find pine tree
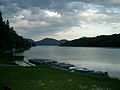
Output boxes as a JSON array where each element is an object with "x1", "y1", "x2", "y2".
[
  {"x1": 0, "y1": 11, "x2": 30, "y2": 53},
  {"x1": 0, "y1": 11, "x2": 3, "y2": 22}
]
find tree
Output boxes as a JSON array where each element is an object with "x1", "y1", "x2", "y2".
[
  {"x1": 6, "y1": 20, "x2": 9, "y2": 27},
  {"x1": 0, "y1": 11, "x2": 3, "y2": 22},
  {"x1": 0, "y1": 11, "x2": 31, "y2": 53}
]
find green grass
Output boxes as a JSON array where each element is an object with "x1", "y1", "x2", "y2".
[{"x1": 0, "y1": 65, "x2": 120, "y2": 90}]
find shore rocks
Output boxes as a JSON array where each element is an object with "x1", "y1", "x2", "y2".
[{"x1": 28, "y1": 58, "x2": 108, "y2": 77}]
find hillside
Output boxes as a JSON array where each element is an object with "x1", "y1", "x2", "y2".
[
  {"x1": 25, "y1": 38, "x2": 36, "y2": 46},
  {"x1": 36, "y1": 38, "x2": 68, "y2": 46},
  {"x1": 60, "y1": 34, "x2": 120, "y2": 47}
]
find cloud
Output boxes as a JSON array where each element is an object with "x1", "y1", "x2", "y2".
[
  {"x1": 80, "y1": 0, "x2": 120, "y2": 8},
  {"x1": 45, "y1": 10, "x2": 61, "y2": 18},
  {"x1": 0, "y1": 0, "x2": 20, "y2": 18},
  {"x1": 0, "y1": 0, "x2": 120, "y2": 40}
]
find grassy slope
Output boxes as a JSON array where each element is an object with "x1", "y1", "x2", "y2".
[{"x1": 0, "y1": 65, "x2": 120, "y2": 90}]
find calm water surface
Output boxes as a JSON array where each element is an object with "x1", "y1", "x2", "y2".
[{"x1": 15, "y1": 46, "x2": 120, "y2": 78}]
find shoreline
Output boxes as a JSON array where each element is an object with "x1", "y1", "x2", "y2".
[
  {"x1": 28, "y1": 58, "x2": 109, "y2": 77},
  {"x1": 1, "y1": 48, "x2": 30, "y2": 55}
]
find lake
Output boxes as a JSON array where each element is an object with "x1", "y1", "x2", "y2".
[{"x1": 15, "y1": 46, "x2": 120, "y2": 78}]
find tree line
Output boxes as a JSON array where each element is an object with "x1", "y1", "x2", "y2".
[
  {"x1": 0, "y1": 11, "x2": 30, "y2": 53},
  {"x1": 60, "y1": 34, "x2": 120, "y2": 47}
]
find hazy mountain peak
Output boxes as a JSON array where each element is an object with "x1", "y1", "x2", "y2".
[{"x1": 36, "y1": 38, "x2": 68, "y2": 46}]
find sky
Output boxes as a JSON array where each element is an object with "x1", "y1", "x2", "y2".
[{"x1": 0, "y1": 0, "x2": 120, "y2": 41}]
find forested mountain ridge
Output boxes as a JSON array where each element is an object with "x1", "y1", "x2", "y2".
[
  {"x1": 0, "y1": 11, "x2": 30, "y2": 53},
  {"x1": 60, "y1": 34, "x2": 120, "y2": 47}
]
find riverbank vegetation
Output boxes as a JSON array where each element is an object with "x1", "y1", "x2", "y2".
[
  {"x1": 0, "y1": 11, "x2": 30, "y2": 54},
  {"x1": 0, "y1": 65, "x2": 120, "y2": 90}
]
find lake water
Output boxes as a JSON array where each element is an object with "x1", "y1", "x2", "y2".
[{"x1": 15, "y1": 46, "x2": 120, "y2": 78}]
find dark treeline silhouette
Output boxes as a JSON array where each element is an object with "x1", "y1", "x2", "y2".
[
  {"x1": 60, "y1": 34, "x2": 120, "y2": 47},
  {"x1": 0, "y1": 11, "x2": 30, "y2": 53}
]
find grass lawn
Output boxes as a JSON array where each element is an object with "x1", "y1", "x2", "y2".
[{"x1": 0, "y1": 65, "x2": 120, "y2": 90}]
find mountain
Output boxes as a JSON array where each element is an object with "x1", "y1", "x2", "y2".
[
  {"x1": 36, "y1": 38, "x2": 68, "y2": 46},
  {"x1": 60, "y1": 39, "x2": 68, "y2": 44},
  {"x1": 25, "y1": 39, "x2": 36, "y2": 46},
  {"x1": 60, "y1": 34, "x2": 120, "y2": 47}
]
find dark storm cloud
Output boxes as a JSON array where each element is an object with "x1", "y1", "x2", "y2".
[
  {"x1": 1, "y1": 0, "x2": 120, "y2": 13},
  {"x1": 11, "y1": 0, "x2": 52, "y2": 9},
  {"x1": 1, "y1": 0, "x2": 120, "y2": 16},
  {"x1": 11, "y1": 0, "x2": 120, "y2": 7},
  {"x1": 0, "y1": 0, "x2": 20, "y2": 18}
]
